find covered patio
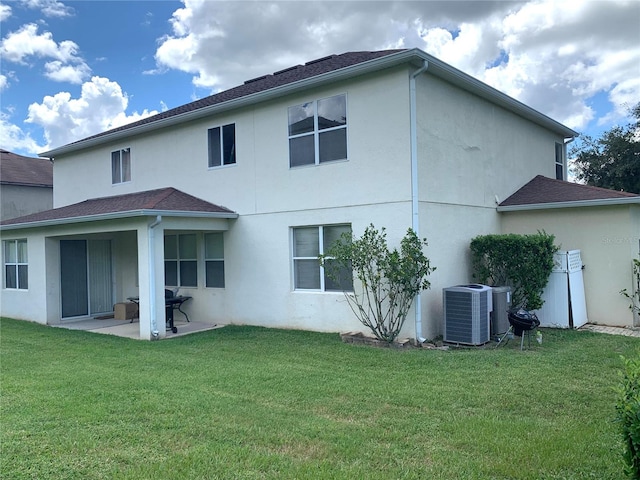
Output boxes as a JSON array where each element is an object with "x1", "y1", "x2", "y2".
[{"x1": 1, "y1": 187, "x2": 238, "y2": 340}]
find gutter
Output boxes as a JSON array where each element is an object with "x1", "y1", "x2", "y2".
[
  {"x1": 0, "y1": 209, "x2": 239, "y2": 231},
  {"x1": 498, "y1": 196, "x2": 640, "y2": 212},
  {"x1": 148, "y1": 215, "x2": 162, "y2": 339},
  {"x1": 39, "y1": 49, "x2": 577, "y2": 158},
  {"x1": 410, "y1": 60, "x2": 429, "y2": 344}
]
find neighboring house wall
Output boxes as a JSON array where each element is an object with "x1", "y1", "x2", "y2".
[
  {"x1": 1, "y1": 185, "x2": 53, "y2": 221},
  {"x1": 501, "y1": 204, "x2": 640, "y2": 327}
]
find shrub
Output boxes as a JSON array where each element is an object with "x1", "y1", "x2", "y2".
[
  {"x1": 470, "y1": 232, "x2": 557, "y2": 310},
  {"x1": 616, "y1": 354, "x2": 640, "y2": 479},
  {"x1": 319, "y1": 224, "x2": 435, "y2": 343},
  {"x1": 621, "y1": 259, "x2": 640, "y2": 316}
]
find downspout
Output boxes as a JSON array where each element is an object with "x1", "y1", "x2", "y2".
[
  {"x1": 148, "y1": 215, "x2": 162, "y2": 339},
  {"x1": 410, "y1": 60, "x2": 429, "y2": 343}
]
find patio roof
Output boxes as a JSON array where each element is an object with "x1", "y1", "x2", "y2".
[
  {"x1": 0, "y1": 187, "x2": 238, "y2": 230},
  {"x1": 498, "y1": 175, "x2": 640, "y2": 211}
]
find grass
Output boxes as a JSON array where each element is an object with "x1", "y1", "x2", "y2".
[{"x1": 1, "y1": 318, "x2": 638, "y2": 479}]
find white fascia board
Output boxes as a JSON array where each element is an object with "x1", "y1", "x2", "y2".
[
  {"x1": 40, "y1": 48, "x2": 578, "y2": 158},
  {"x1": 498, "y1": 197, "x2": 640, "y2": 212},
  {"x1": 0, "y1": 209, "x2": 238, "y2": 231}
]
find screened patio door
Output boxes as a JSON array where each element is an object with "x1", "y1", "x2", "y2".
[{"x1": 61, "y1": 239, "x2": 113, "y2": 318}]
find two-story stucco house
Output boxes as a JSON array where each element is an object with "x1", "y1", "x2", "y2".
[{"x1": 1, "y1": 48, "x2": 584, "y2": 340}]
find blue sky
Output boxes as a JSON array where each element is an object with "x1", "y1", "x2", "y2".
[{"x1": 1, "y1": 0, "x2": 639, "y2": 160}]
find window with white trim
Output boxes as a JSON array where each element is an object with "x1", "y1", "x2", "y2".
[
  {"x1": 164, "y1": 234, "x2": 197, "y2": 287},
  {"x1": 204, "y1": 233, "x2": 225, "y2": 288},
  {"x1": 288, "y1": 94, "x2": 347, "y2": 167},
  {"x1": 292, "y1": 224, "x2": 353, "y2": 291},
  {"x1": 4, "y1": 239, "x2": 28, "y2": 290},
  {"x1": 555, "y1": 142, "x2": 565, "y2": 180},
  {"x1": 208, "y1": 124, "x2": 236, "y2": 167},
  {"x1": 111, "y1": 148, "x2": 131, "y2": 184}
]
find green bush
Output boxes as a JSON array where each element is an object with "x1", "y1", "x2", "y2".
[
  {"x1": 470, "y1": 232, "x2": 557, "y2": 310},
  {"x1": 616, "y1": 354, "x2": 640, "y2": 479}
]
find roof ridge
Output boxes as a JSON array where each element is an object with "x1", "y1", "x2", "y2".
[{"x1": 141, "y1": 187, "x2": 178, "y2": 209}]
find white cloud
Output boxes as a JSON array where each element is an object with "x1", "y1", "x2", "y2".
[
  {"x1": 0, "y1": 3, "x2": 11, "y2": 21},
  {"x1": 0, "y1": 74, "x2": 7, "y2": 92},
  {"x1": 0, "y1": 112, "x2": 43, "y2": 155},
  {"x1": 25, "y1": 76, "x2": 158, "y2": 150},
  {"x1": 20, "y1": 0, "x2": 74, "y2": 18},
  {"x1": 153, "y1": 0, "x2": 640, "y2": 134},
  {"x1": 44, "y1": 60, "x2": 91, "y2": 84},
  {"x1": 0, "y1": 23, "x2": 91, "y2": 84}
]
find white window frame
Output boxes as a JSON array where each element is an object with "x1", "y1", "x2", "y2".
[
  {"x1": 208, "y1": 123, "x2": 236, "y2": 168},
  {"x1": 111, "y1": 147, "x2": 131, "y2": 184},
  {"x1": 204, "y1": 232, "x2": 225, "y2": 288},
  {"x1": 4, "y1": 239, "x2": 28, "y2": 290},
  {"x1": 164, "y1": 234, "x2": 198, "y2": 288},
  {"x1": 555, "y1": 142, "x2": 565, "y2": 180},
  {"x1": 291, "y1": 224, "x2": 352, "y2": 292},
  {"x1": 288, "y1": 94, "x2": 347, "y2": 168}
]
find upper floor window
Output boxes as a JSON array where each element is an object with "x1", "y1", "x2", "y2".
[
  {"x1": 4, "y1": 239, "x2": 28, "y2": 290},
  {"x1": 164, "y1": 234, "x2": 197, "y2": 287},
  {"x1": 288, "y1": 94, "x2": 347, "y2": 167},
  {"x1": 208, "y1": 124, "x2": 236, "y2": 168},
  {"x1": 204, "y1": 232, "x2": 225, "y2": 288},
  {"x1": 555, "y1": 142, "x2": 564, "y2": 180},
  {"x1": 111, "y1": 148, "x2": 131, "y2": 184},
  {"x1": 292, "y1": 224, "x2": 353, "y2": 292}
]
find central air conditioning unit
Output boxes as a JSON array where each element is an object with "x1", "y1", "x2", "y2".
[{"x1": 443, "y1": 284, "x2": 493, "y2": 345}]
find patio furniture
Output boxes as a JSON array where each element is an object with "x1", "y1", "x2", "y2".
[{"x1": 126, "y1": 292, "x2": 192, "y2": 333}]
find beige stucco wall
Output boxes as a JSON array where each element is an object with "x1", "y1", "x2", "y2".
[
  {"x1": 1, "y1": 184, "x2": 52, "y2": 221},
  {"x1": 501, "y1": 204, "x2": 640, "y2": 327}
]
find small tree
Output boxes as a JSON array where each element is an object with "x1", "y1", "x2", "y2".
[
  {"x1": 320, "y1": 224, "x2": 435, "y2": 343},
  {"x1": 571, "y1": 102, "x2": 640, "y2": 194},
  {"x1": 470, "y1": 232, "x2": 557, "y2": 310}
]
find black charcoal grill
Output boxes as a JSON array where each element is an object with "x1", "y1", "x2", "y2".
[{"x1": 496, "y1": 308, "x2": 540, "y2": 350}]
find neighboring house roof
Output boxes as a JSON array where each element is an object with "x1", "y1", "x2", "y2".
[
  {"x1": 1, "y1": 149, "x2": 53, "y2": 187},
  {"x1": 498, "y1": 175, "x2": 640, "y2": 211},
  {"x1": 41, "y1": 48, "x2": 578, "y2": 158},
  {"x1": 0, "y1": 187, "x2": 237, "y2": 230}
]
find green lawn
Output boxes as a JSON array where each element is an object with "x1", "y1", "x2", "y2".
[{"x1": 1, "y1": 318, "x2": 637, "y2": 479}]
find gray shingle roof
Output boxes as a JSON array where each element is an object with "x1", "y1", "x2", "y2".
[
  {"x1": 1, "y1": 187, "x2": 236, "y2": 227},
  {"x1": 1, "y1": 149, "x2": 53, "y2": 187},
  {"x1": 500, "y1": 175, "x2": 639, "y2": 207},
  {"x1": 66, "y1": 50, "x2": 405, "y2": 147}
]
